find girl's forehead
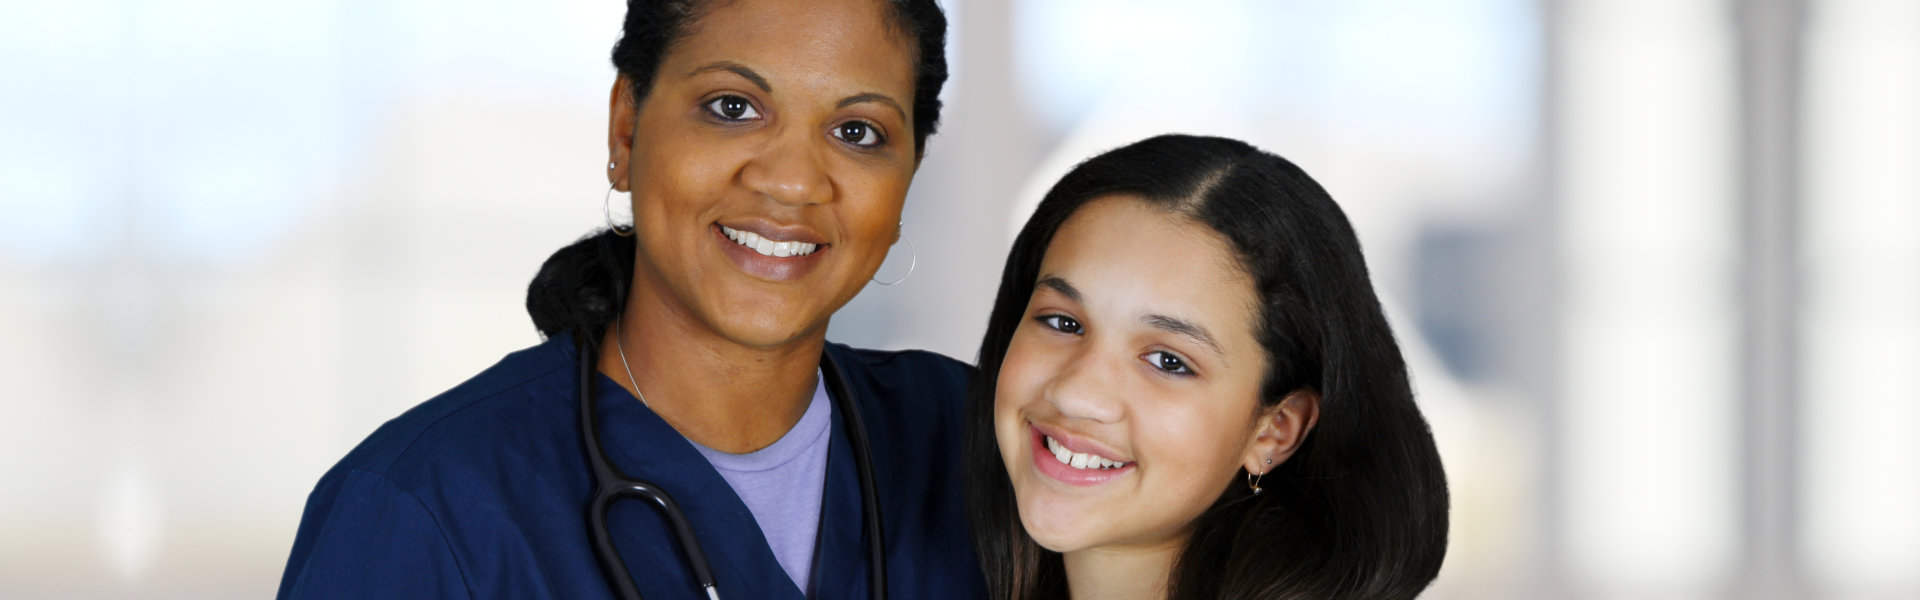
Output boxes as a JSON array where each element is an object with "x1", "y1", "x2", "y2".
[
  {"x1": 1039, "y1": 198, "x2": 1262, "y2": 344},
  {"x1": 1045, "y1": 198, "x2": 1248, "y2": 288}
]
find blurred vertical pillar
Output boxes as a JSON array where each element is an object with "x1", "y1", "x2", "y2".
[
  {"x1": 1530, "y1": 0, "x2": 1571, "y2": 597},
  {"x1": 1556, "y1": 1, "x2": 1740, "y2": 598},
  {"x1": 837, "y1": 0, "x2": 1042, "y2": 356},
  {"x1": 1802, "y1": 1, "x2": 1920, "y2": 598},
  {"x1": 1732, "y1": 0, "x2": 1806, "y2": 598},
  {"x1": 918, "y1": 0, "x2": 1042, "y2": 354}
]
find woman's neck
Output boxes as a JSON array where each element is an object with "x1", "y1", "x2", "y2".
[
  {"x1": 1062, "y1": 539, "x2": 1183, "y2": 600},
  {"x1": 597, "y1": 284, "x2": 824, "y2": 454}
]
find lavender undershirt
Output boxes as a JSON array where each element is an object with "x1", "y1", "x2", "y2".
[{"x1": 688, "y1": 370, "x2": 831, "y2": 594}]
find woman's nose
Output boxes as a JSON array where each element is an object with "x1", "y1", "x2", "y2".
[
  {"x1": 740, "y1": 132, "x2": 832, "y2": 206},
  {"x1": 1044, "y1": 349, "x2": 1125, "y2": 424}
]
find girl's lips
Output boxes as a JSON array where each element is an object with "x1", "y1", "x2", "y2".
[
  {"x1": 1029, "y1": 426, "x2": 1135, "y2": 487},
  {"x1": 1029, "y1": 422, "x2": 1127, "y2": 462}
]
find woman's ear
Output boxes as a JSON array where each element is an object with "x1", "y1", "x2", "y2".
[
  {"x1": 1243, "y1": 389, "x2": 1321, "y2": 474},
  {"x1": 607, "y1": 75, "x2": 639, "y2": 192}
]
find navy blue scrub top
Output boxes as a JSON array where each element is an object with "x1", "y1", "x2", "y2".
[{"x1": 277, "y1": 333, "x2": 985, "y2": 600}]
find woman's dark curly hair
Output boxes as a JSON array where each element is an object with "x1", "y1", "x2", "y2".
[
  {"x1": 964, "y1": 134, "x2": 1450, "y2": 599},
  {"x1": 529, "y1": 0, "x2": 948, "y2": 339}
]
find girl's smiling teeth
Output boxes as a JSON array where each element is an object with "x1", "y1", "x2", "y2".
[
  {"x1": 1045, "y1": 435, "x2": 1130, "y2": 470},
  {"x1": 720, "y1": 224, "x2": 820, "y2": 258}
]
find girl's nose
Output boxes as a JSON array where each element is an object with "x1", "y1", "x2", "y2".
[{"x1": 1044, "y1": 348, "x2": 1125, "y2": 425}]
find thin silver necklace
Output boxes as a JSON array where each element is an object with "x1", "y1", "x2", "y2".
[{"x1": 610, "y1": 317, "x2": 652, "y2": 409}]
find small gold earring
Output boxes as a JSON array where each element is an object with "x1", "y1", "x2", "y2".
[{"x1": 1246, "y1": 458, "x2": 1273, "y2": 495}]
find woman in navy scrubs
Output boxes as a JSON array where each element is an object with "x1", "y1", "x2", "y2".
[{"x1": 276, "y1": 1, "x2": 981, "y2": 598}]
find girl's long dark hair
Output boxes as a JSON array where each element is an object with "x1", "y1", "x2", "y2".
[{"x1": 964, "y1": 134, "x2": 1449, "y2": 599}]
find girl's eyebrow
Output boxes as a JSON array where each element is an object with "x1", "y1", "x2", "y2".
[
  {"x1": 1040, "y1": 273, "x2": 1227, "y2": 363},
  {"x1": 1036, "y1": 275, "x2": 1080, "y2": 303},
  {"x1": 1143, "y1": 313, "x2": 1225, "y2": 363}
]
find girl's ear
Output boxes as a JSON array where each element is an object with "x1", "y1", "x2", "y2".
[{"x1": 1242, "y1": 389, "x2": 1321, "y2": 474}]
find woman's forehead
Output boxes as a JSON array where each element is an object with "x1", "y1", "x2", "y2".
[{"x1": 660, "y1": 0, "x2": 916, "y2": 98}]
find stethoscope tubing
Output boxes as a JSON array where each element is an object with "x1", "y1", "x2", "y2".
[
  {"x1": 820, "y1": 347, "x2": 889, "y2": 599},
  {"x1": 577, "y1": 332, "x2": 887, "y2": 600}
]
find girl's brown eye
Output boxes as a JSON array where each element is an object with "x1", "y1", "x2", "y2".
[
  {"x1": 1144, "y1": 351, "x2": 1192, "y2": 375},
  {"x1": 1037, "y1": 314, "x2": 1082, "y2": 334}
]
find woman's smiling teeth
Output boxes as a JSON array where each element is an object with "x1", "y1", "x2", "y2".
[
  {"x1": 1045, "y1": 435, "x2": 1128, "y2": 470},
  {"x1": 721, "y1": 225, "x2": 819, "y2": 258}
]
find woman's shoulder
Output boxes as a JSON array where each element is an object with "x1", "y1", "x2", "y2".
[
  {"x1": 823, "y1": 342, "x2": 972, "y2": 431},
  {"x1": 282, "y1": 334, "x2": 599, "y2": 597},
  {"x1": 825, "y1": 342, "x2": 972, "y2": 377},
  {"x1": 325, "y1": 334, "x2": 581, "y2": 487},
  {"x1": 824, "y1": 343, "x2": 972, "y2": 396}
]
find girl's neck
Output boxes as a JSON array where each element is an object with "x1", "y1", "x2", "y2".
[
  {"x1": 1062, "y1": 538, "x2": 1183, "y2": 600},
  {"x1": 597, "y1": 279, "x2": 825, "y2": 454}
]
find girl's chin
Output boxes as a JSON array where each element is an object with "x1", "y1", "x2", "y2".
[
  {"x1": 1016, "y1": 503, "x2": 1105, "y2": 553},
  {"x1": 1022, "y1": 528, "x2": 1086, "y2": 554}
]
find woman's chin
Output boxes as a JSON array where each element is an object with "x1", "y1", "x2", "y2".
[
  {"x1": 695, "y1": 292, "x2": 837, "y2": 348},
  {"x1": 710, "y1": 315, "x2": 827, "y2": 349}
]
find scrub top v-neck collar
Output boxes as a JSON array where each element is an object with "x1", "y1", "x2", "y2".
[{"x1": 587, "y1": 368, "x2": 870, "y2": 600}]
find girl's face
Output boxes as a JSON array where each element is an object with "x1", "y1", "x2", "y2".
[
  {"x1": 994, "y1": 196, "x2": 1298, "y2": 554},
  {"x1": 608, "y1": 0, "x2": 919, "y2": 347}
]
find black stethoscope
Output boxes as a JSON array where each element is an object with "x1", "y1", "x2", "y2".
[{"x1": 575, "y1": 332, "x2": 889, "y2": 600}]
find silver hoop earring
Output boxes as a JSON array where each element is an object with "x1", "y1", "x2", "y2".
[
  {"x1": 604, "y1": 181, "x2": 634, "y2": 237},
  {"x1": 1247, "y1": 458, "x2": 1272, "y2": 495},
  {"x1": 870, "y1": 229, "x2": 916, "y2": 286}
]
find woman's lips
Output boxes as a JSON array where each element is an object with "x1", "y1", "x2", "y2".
[
  {"x1": 719, "y1": 224, "x2": 824, "y2": 257},
  {"x1": 1029, "y1": 425, "x2": 1135, "y2": 487},
  {"x1": 713, "y1": 223, "x2": 826, "y2": 281}
]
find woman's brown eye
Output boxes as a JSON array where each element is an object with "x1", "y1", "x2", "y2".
[
  {"x1": 704, "y1": 95, "x2": 759, "y2": 121},
  {"x1": 833, "y1": 121, "x2": 884, "y2": 147}
]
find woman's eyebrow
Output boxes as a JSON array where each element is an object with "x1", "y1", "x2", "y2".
[
  {"x1": 1143, "y1": 313, "x2": 1226, "y2": 362},
  {"x1": 687, "y1": 61, "x2": 771, "y2": 92},
  {"x1": 837, "y1": 93, "x2": 907, "y2": 122}
]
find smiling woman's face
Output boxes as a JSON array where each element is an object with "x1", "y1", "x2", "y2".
[
  {"x1": 993, "y1": 196, "x2": 1276, "y2": 554},
  {"x1": 609, "y1": 0, "x2": 918, "y2": 348}
]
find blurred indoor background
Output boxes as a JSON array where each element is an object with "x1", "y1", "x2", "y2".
[{"x1": 1, "y1": 0, "x2": 1914, "y2": 598}]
